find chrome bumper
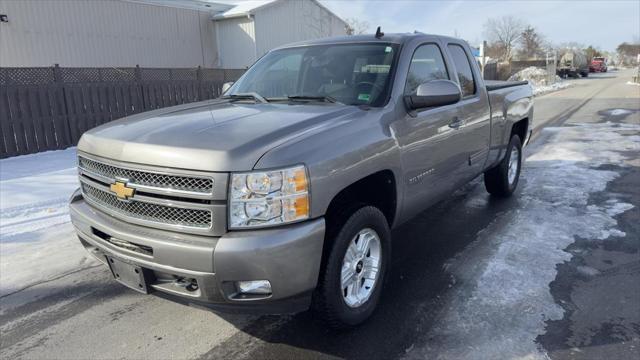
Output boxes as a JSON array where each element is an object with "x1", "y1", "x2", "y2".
[{"x1": 69, "y1": 190, "x2": 325, "y2": 313}]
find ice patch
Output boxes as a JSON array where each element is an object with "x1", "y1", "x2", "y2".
[
  {"x1": 576, "y1": 266, "x2": 601, "y2": 277},
  {"x1": 530, "y1": 123, "x2": 640, "y2": 166},
  {"x1": 531, "y1": 81, "x2": 573, "y2": 96},
  {"x1": 404, "y1": 122, "x2": 639, "y2": 360},
  {"x1": 603, "y1": 201, "x2": 634, "y2": 217},
  {"x1": 608, "y1": 109, "x2": 633, "y2": 116}
]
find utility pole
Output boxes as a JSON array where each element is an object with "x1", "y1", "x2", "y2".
[{"x1": 481, "y1": 41, "x2": 487, "y2": 75}]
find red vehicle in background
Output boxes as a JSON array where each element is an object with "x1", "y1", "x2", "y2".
[{"x1": 589, "y1": 57, "x2": 608, "y2": 72}]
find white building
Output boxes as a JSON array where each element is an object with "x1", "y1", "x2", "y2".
[{"x1": 0, "y1": 0, "x2": 347, "y2": 68}]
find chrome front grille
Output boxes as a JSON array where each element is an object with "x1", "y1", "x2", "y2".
[
  {"x1": 78, "y1": 156, "x2": 213, "y2": 195},
  {"x1": 77, "y1": 154, "x2": 226, "y2": 235},
  {"x1": 81, "y1": 183, "x2": 212, "y2": 229}
]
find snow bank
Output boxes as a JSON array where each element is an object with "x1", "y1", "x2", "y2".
[
  {"x1": 626, "y1": 81, "x2": 640, "y2": 86},
  {"x1": 0, "y1": 148, "x2": 97, "y2": 297},
  {"x1": 509, "y1": 66, "x2": 572, "y2": 96}
]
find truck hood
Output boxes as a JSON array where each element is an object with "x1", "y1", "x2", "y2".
[{"x1": 78, "y1": 100, "x2": 359, "y2": 171}]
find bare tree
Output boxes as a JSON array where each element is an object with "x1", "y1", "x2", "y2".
[
  {"x1": 485, "y1": 42, "x2": 506, "y2": 60},
  {"x1": 518, "y1": 26, "x2": 544, "y2": 60},
  {"x1": 483, "y1": 16, "x2": 526, "y2": 61},
  {"x1": 344, "y1": 18, "x2": 370, "y2": 35},
  {"x1": 617, "y1": 42, "x2": 640, "y2": 65},
  {"x1": 584, "y1": 45, "x2": 601, "y2": 63}
]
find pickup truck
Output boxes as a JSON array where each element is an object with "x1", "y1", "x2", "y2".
[{"x1": 69, "y1": 33, "x2": 533, "y2": 328}]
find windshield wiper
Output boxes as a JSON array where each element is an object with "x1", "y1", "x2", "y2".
[
  {"x1": 285, "y1": 95, "x2": 341, "y2": 104},
  {"x1": 222, "y1": 92, "x2": 268, "y2": 103}
]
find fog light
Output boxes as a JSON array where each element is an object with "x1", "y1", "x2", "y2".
[{"x1": 237, "y1": 280, "x2": 272, "y2": 295}]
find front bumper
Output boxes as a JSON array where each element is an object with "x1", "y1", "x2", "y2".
[{"x1": 69, "y1": 190, "x2": 325, "y2": 314}]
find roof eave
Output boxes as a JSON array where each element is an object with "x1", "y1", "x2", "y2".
[{"x1": 210, "y1": 13, "x2": 252, "y2": 21}]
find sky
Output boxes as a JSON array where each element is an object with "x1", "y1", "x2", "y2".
[{"x1": 317, "y1": 0, "x2": 639, "y2": 51}]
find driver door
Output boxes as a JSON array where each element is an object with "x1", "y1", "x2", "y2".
[{"x1": 392, "y1": 43, "x2": 466, "y2": 220}]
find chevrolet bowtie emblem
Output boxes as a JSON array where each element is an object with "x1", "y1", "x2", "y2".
[{"x1": 110, "y1": 181, "x2": 135, "y2": 201}]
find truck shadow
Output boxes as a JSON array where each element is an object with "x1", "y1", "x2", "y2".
[{"x1": 210, "y1": 178, "x2": 521, "y2": 359}]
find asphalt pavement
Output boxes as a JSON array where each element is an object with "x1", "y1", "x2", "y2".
[{"x1": 1, "y1": 69, "x2": 638, "y2": 360}]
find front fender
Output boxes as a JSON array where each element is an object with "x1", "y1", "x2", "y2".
[{"x1": 253, "y1": 110, "x2": 403, "y2": 224}]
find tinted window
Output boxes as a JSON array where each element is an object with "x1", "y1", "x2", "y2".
[
  {"x1": 447, "y1": 44, "x2": 476, "y2": 97},
  {"x1": 404, "y1": 44, "x2": 449, "y2": 95}
]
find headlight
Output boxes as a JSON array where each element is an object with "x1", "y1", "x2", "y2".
[{"x1": 229, "y1": 165, "x2": 309, "y2": 229}]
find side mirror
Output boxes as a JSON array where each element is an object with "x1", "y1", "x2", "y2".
[
  {"x1": 404, "y1": 80, "x2": 461, "y2": 110},
  {"x1": 221, "y1": 82, "x2": 234, "y2": 94}
]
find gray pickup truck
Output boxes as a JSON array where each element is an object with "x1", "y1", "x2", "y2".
[{"x1": 69, "y1": 32, "x2": 533, "y2": 327}]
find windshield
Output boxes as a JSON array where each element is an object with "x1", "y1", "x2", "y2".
[{"x1": 226, "y1": 43, "x2": 399, "y2": 107}]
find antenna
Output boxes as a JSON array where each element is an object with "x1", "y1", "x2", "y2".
[{"x1": 375, "y1": 26, "x2": 384, "y2": 39}]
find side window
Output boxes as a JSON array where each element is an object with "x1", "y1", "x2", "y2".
[
  {"x1": 447, "y1": 44, "x2": 476, "y2": 97},
  {"x1": 404, "y1": 44, "x2": 449, "y2": 95}
]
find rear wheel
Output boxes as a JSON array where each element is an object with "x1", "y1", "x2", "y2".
[
  {"x1": 313, "y1": 206, "x2": 390, "y2": 328},
  {"x1": 484, "y1": 134, "x2": 522, "y2": 197}
]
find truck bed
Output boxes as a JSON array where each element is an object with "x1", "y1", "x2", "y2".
[
  {"x1": 485, "y1": 80, "x2": 529, "y2": 91},
  {"x1": 485, "y1": 79, "x2": 534, "y2": 167}
]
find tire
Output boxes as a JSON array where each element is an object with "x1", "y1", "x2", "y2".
[
  {"x1": 484, "y1": 134, "x2": 522, "y2": 197},
  {"x1": 312, "y1": 206, "x2": 391, "y2": 329}
]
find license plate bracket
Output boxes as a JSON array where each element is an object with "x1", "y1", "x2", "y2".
[{"x1": 106, "y1": 256, "x2": 150, "y2": 294}]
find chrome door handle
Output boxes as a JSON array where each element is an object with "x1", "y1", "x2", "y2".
[{"x1": 449, "y1": 117, "x2": 463, "y2": 129}]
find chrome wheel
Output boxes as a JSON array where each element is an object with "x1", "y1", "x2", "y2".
[
  {"x1": 507, "y1": 146, "x2": 520, "y2": 185},
  {"x1": 340, "y1": 228, "x2": 382, "y2": 308}
]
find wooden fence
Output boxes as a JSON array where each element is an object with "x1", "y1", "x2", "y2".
[
  {"x1": 483, "y1": 63, "x2": 498, "y2": 80},
  {"x1": 482, "y1": 60, "x2": 550, "y2": 81},
  {"x1": 0, "y1": 66, "x2": 245, "y2": 158}
]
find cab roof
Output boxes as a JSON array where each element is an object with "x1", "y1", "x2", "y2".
[{"x1": 274, "y1": 33, "x2": 464, "y2": 50}]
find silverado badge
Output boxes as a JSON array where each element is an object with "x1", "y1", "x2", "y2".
[{"x1": 110, "y1": 181, "x2": 135, "y2": 201}]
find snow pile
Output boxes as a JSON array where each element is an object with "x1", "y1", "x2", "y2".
[
  {"x1": 405, "y1": 122, "x2": 639, "y2": 359},
  {"x1": 626, "y1": 81, "x2": 640, "y2": 86},
  {"x1": 509, "y1": 66, "x2": 572, "y2": 96},
  {"x1": 508, "y1": 66, "x2": 554, "y2": 86},
  {"x1": 0, "y1": 148, "x2": 97, "y2": 297}
]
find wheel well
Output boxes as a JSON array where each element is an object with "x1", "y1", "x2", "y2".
[
  {"x1": 324, "y1": 170, "x2": 396, "y2": 232},
  {"x1": 511, "y1": 118, "x2": 528, "y2": 142},
  {"x1": 318, "y1": 170, "x2": 396, "y2": 276}
]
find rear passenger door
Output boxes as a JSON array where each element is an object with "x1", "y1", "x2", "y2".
[
  {"x1": 393, "y1": 43, "x2": 464, "y2": 220},
  {"x1": 445, "y1": 42, "x2": 492, "y2": 180}
]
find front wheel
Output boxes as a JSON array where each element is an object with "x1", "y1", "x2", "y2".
[
  {"x1": 312, "y1": 206, "x2": 391, "y2": 328},
  {"x1": 484, "y1": 134, "x2": 522, "y2": 197}
]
